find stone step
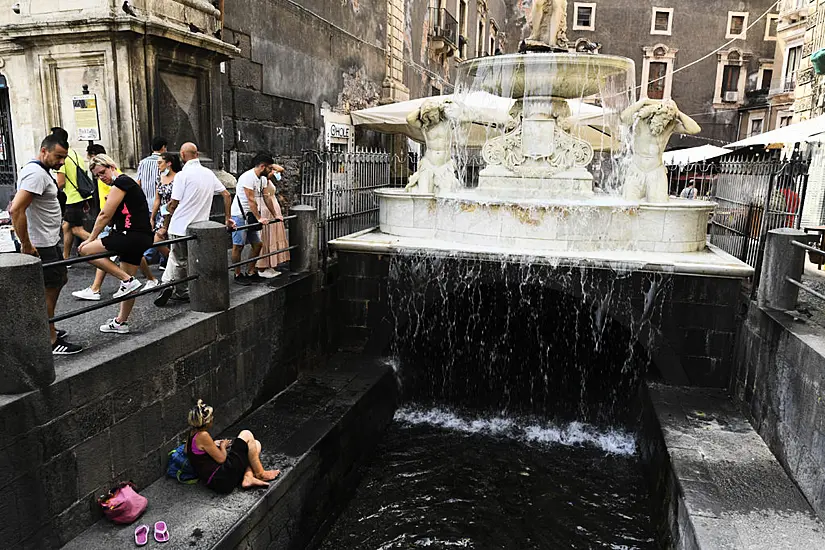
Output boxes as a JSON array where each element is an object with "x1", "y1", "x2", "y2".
[
  {"x1": 61, "y1": 354, "x2": 397, "y2": 550},
  {"x1": 642, "y1": 383, "x2": 825, "y2": 549}
]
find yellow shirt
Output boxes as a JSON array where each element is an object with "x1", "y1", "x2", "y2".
[{"x1": 58, "y1": 149, "x2": 88, "y2": 205}]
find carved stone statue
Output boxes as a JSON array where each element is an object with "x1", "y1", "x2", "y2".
[
  {"x1": 525, "y1": 0, "x2": 568, "y2": 50},
  {"x1": 621, "y1": 98, "x2": 701, "y2": 203},
  {"x1": 405, "y1": 98, "x2": 459, "y2": 195}
]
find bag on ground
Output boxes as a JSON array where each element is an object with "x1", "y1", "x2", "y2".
[
  {"x1": 98, "y1": 481, "x2": 148, "y2": 524},
  {"x1": 167, "y1": 443, "x2": 199, "y2": 484}
]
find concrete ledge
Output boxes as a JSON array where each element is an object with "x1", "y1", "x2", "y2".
[
  {"x1": 62, "y1": 355, "x2": 398, "y2": 549},
  {"x1": 640, "y1": 383, "x2": 825, "y2": 549}
]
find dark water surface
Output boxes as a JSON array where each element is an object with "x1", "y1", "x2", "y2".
[{"x1": 320, "y1": 406, "x2": 657, "y2": 550}]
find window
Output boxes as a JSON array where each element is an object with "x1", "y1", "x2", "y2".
[
  {"x1": 647, "y1": 62, "x2": 667, "y2": 99},
  {"x1": 784, "y1": 45, "x2": 802, "y2": 91},
  {"x1": 490, "y1": 21, "x2": 498, "y2": 55},
  {"x1": 765, "y1": 14, "x2": 778, "y2": 40},
  {"x1": 760, "y1": 68, "x2": 773, "y2": 90},
  {"x1": 477, "y1": 19, "x2": 485, "y2": 57},
  {"x1": 574, "y1": 3, "x2": 596, "y2": 31},
  {"x1": 650, "y1": 7, "x2": 673, "y2": 35},
  {"x1": 642, "y1": 44, "x2": 677, "y2": 100},
  {"x1": 722, "y1": 65, "x2": 741, "y2": 93},
  {"x1": 458, "y1": 0, "x2": 468, "y2": 58},
  {"x1": 779, "y1": 115, "x2": 792, "y2": 127},
  {"x1": 750, "y1": 117, "x2": 763, "y2": 136},
  {"x1": 726, "y1": 12, "x2": 748, "y2": 39}
]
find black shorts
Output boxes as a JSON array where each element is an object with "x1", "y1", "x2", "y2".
[
  {"x1": 207, "y1": 438, "x2": 250, "y2": 494},
  {"x1": 101, "y1": 231, "x2": 154, "y2": 266},
  {"x1": 63, "y1": 200, "x2": 91, "y2": 228},
  {"x1": 37, "y1": 245, "x2": 68, "y2": 289}
]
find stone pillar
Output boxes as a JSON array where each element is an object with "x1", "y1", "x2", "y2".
[
  {"x1": 0, "y1": 254, "x2": 55, "y2": 392},
  {"x1": 758, "y1": 228, "x2": 817, "y2": 310},
  {"x1": 291, "y1": 205, "x2": 319, "y2": 273},
  {"x1": 187, "y1": 221, "x2": 230, "y2": 312}
]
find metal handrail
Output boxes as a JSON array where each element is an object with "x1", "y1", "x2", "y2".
[
  {"x1": 49, "y1": 275, "x2": 199, "y2": 323},
  {"x1": 228, "y1": 245, "x2": 298, "y2": 270},
  {"x1": 790, "y1": 239, "x2": 823, "y2": 255},
  {"x1": 230, "y1": 214, "x2": 297, "y2": 233},
  {"x1": 786, "y1": 277, "x2": 825, "y2": 302},
  {"x1": 42, "y1": 235, "x2": 197, "y2": 268}
]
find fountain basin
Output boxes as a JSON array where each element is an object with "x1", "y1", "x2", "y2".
[
  {"x1": 375, "y1": 188, "x2": 714, "y2": 254},
  {"x1": 459, "y1": 53, "x2": 635, "y2": 99}
]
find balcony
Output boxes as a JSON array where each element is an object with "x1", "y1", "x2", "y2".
[
  {"x1": 428, "y1": 7, "x2": 458, "y2": 54},
  {"x1": 779, "y1": 0, "x2": 807, "y2": 22}
]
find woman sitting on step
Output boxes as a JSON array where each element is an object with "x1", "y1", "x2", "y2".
[{"x1": 186, "y1": 399, "x2": 280, "y2": 493}]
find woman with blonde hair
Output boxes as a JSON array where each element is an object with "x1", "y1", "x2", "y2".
[
  {"x1": 78, "y1": 154, "x2": 153, "y2": 333},
  {"x1": 186, "y1": 399, "x2": 279, "y2": 493}
]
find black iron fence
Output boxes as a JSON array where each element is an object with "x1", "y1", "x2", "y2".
[
  {"x1": 667, "y1": 162, "x2": 719, "y2": 198},
  {"x1": 708, "y1": 153, "x2": 810, "y2": 288},
  {"x1": 300, "y1": 149, "x2": 417, "y2": 258}
]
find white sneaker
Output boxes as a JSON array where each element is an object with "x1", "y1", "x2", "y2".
[
  {"x1": 71, "y1": 287, "x2": 101, "y2": 301},
  {"x1": 100, "y1": 318, "x2": 129, "y2": 334},
  {"x1": 258, "y1": 269, "x2": 282, "y2": 279},
  {"x1": 143, "y1": 279, "x2": 159, "y2": 290},
  {"x1": 113, "y1": 278, "x2": 142, "y2": 298}
]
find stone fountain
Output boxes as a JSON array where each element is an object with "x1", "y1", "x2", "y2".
[{"x1": 331, "y1": 2, "x2": 751, "y2": 278}]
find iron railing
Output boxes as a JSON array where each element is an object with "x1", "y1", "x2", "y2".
[
  {"x1": 429, "y1": 7, "x2": 458, "y2": 48},
  {"x1": 301, "y1": 149, "x2": 417, "y2": 258},
  {"x1": 709, "y1": 153, "x2": 810, "y2": 289},
  {"x1": 667, "y1": 162, "x2": 719, "y2": 199}
]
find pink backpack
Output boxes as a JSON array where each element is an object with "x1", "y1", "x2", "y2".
[{"x1": 98, "y1": 481, "x2": 148, "y2": 524}]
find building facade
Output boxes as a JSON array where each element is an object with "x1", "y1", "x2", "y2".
[
  {"x1": 0, "y1": 0, "x2": 237, "y2": 205},
  {"x1": 504, "y1": 0, "x2": 778, "y2": 147}
]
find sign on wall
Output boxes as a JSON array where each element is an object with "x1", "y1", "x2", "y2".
[{"x1": 72, "y1": 94, "x2": 101, "y2": 141}]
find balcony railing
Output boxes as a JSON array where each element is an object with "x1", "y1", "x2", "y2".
[
  {"x1": 429, "y1": 7, "x2": 458, "y2": 49},
  {"x1": 779, "y1": 0, "x2": 807, "y2": 21}
]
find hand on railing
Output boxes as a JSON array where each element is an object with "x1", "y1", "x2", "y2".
[{"x1": 226, "y1": 218, "x2": 236, "y2": 231}]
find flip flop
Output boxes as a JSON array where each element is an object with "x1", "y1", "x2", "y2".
[
  {"x1": 154, "y1": 521, "x2": 170, "y2": 543},
  {"x1": 134, "y1": 524, "x2": 149, "y2": 546}
]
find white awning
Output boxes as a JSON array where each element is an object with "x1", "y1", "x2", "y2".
[
  {"x1": 725, "y1": 114, "x2": 825, "y2": 148},
  {"x1": 663, "y1": 145, "x2": 731, "y2": 165}
]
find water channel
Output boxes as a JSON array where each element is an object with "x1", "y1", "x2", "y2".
[{"x1": 320, "y1": 405, "x2": 656, "y2": 549}]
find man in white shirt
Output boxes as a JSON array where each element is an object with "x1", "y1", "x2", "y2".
[
  {"x1": 230, "y1": 152, "x2": 283, "y2": 285},
  {"x1": 154, "y1": 142, "x2": 233, "y2": 306}
]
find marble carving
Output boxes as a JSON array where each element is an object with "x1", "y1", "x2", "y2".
[
  {"x1": 405, "y1": 98, "x2": 459, "y2": 195},
  {"x1": 621, "y1": 99, "x2": 701, "y2": 203}
]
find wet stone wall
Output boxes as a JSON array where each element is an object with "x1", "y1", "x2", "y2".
[
  {"x1": 0, "y1": 275, "x2": 328, "y2": 549},
  {"x1": 336, "y1": 251, "x2": 743, "y2": 422}
]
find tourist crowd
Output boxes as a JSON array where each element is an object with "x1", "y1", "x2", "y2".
[{"x1": 9, "y1": 129, "x2": 290, "y2": 356}]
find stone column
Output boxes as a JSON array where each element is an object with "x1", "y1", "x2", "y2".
[
  {"x1": 291, "y1": 205, "x2": 319, "y2": 273},
  {"x1": 758, "y1": 228, "x2": 817, "y2": 310},
  {"x1": 187, "y1": 221, "x2": 230, "y2": 312},
  {"x1": 0, "y1": 254, "x2": 55, "y2": 392}
]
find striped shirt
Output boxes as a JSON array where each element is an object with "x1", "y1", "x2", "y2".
[{"x1": 136, "y1": 152, "x2": 161, "y2": 207}]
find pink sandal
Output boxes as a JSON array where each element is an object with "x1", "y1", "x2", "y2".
[
  {"x1": 134, "y1": 524, "x2": 149, "y2": 546},
  {"x1": 153, "y1": 521, "x2": 170, "y2": 543}
]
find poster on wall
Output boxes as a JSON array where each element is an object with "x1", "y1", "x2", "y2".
[{"x1": 72, "y1": 94, "x2": 101, "y2": 141}]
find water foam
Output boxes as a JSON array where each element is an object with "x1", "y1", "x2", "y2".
[{"x1": 395, "y1": 406, "x2": 636, "y2": 456}]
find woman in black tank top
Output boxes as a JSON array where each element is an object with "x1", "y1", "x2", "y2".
[{"x1": 77, "y1": 154, "x2": 153, "y2": 334}]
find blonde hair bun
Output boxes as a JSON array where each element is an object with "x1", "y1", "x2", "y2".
[{"x1": 188, "y1": 399, "x2": 214, "y2": 428}]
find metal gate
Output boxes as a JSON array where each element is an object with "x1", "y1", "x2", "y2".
[
  {"x1": 301, "y1": 148, "x2": 414, "y2": 258},
  {"x1": 709, "y1": 152, "x2": 809, "y2": 287},
  {"x1": 0, "y1": 76, "x2": 16, "y2": 190}
]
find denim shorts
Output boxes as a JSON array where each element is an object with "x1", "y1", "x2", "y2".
[{"x1": 231, "y1": 215, "x2": 260, "y2": 246}]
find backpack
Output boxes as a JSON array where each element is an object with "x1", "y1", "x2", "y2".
[
  {"x1": 64, "y1": 151, "x2": 96, "y2": 200},
  {"x1": 166, "y1": 443, "x2": 199, "y2": 484}
]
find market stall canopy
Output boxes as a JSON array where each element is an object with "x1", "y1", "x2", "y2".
[
  {"x1": 663, "y1": 144, "x2": 731, "y2": 165},
  {"x1": 725, "y1": 114, "x2": 825, "y2": 148},
  {"x1": 350, "y1": 94, "x2": 615, "y2": 148}
]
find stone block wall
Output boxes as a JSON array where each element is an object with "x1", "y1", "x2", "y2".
[
  {"x1": 334, "y1": 251, "x2": 744, "y2": 390},
  {"x1": 0, "y1": 275, "x2": 328, "y2": 549},
  {"x1": 731, "y1": 303, "x2": 825, "y2": 519}
]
